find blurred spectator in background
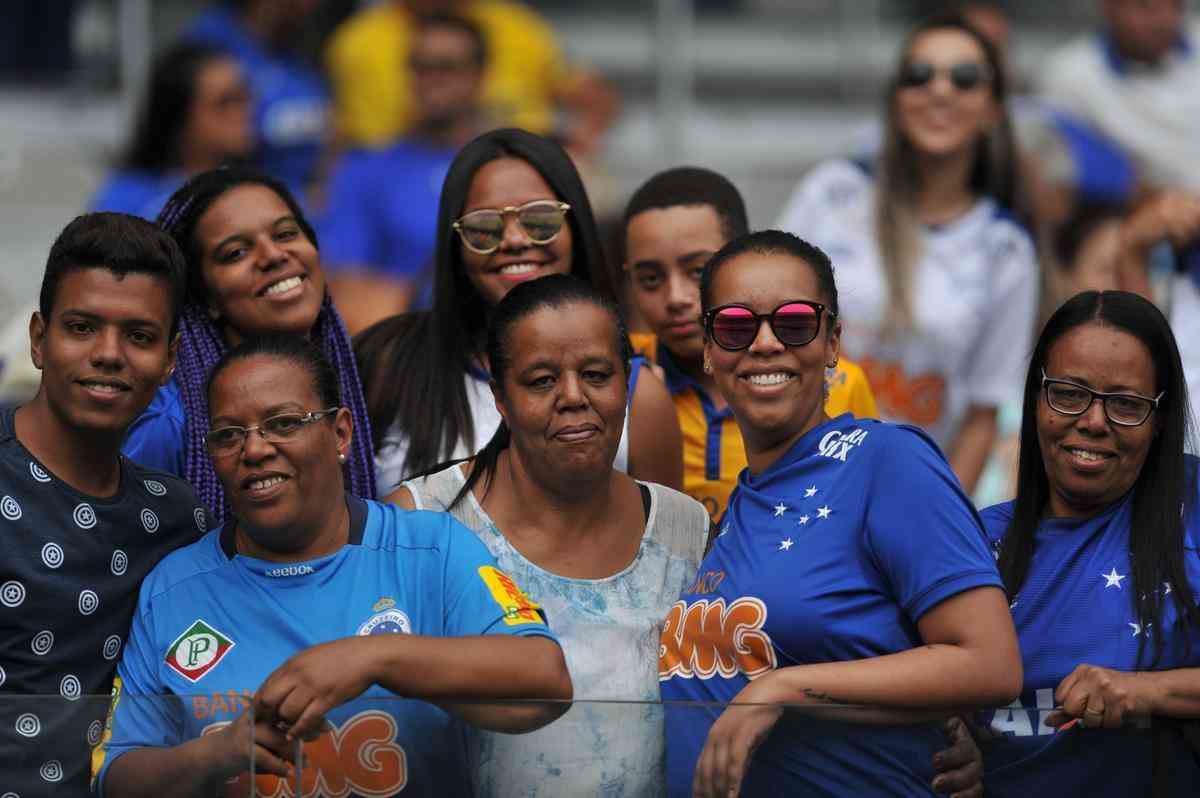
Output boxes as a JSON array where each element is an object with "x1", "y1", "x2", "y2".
[
  {"x1": 184, "y1": 0, "x2": 330, "y2": 196},
  {"x1": 320, "y1": 13, "x2": 487, "y2": 334},
  {"x1": 90, "y1": 43, "x2": 253, "y2": 220},
  {"x1": 1039, "y1": 0, "x2": 1200, "y2": 191},
  {"x1": 1114, "y1": 190, "x2": 1200, "y2": 437},
  {"x1": 777, "y1": 12, "x2": 1037, "y2": 495},
  {"x1": 325, "y1": 0, "x2": 618, "y2": 157}
]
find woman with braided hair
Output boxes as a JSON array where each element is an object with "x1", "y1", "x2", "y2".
[{"x1": 122, "y1": 166, "x2": 375, "y2": 523}]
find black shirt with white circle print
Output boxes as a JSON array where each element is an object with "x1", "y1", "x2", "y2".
[{"x1": 0, "y1": 408, "x2": 206, "y2": 795}]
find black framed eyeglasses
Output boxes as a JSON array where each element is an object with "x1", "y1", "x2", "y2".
[
  {"x1": 898, "y1": 61, "x2": 993, "y2": 92},
  {"x1": 206, "y1": 408, "x2": 340, "y2": 456},
  {"x1": 452, "y1": 200, "x2": 571, "y2": 255},
  {"x1": 1040, "y1": 369, "x2": 1163, "y2": 427},
  {"x1": 704, "y1": 300, "x2": 832, "y2": 351}
]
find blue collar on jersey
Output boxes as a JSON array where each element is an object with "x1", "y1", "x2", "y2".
[
  {"x1": 219, "y1": 494, "x2": 369, "y2": 559},
  {"x1": 1100, "y1": 29, "x2": 1193, "y2": 75}
]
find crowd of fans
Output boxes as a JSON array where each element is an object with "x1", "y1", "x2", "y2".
[{"x1": 3, "y1": 0, "x2": 1200, "y2": 795}]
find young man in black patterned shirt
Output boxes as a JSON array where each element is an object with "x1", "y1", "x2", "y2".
[{"x1": 0, "y1": 213, "x2": 207, "y2": 794}]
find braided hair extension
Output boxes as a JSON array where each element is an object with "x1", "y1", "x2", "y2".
[
  {"x1": 159, "y1": 167, "x2": 375, "y2": 522},
  {"x1": 175, "y1": 296, "x2": 376, "y2": 523}
]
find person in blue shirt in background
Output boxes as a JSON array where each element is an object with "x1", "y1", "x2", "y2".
[
  {"x1": 981, "y1": 289, "x2": 1200, "y2": 796},
  {"x1": 93, "y1": 335, "x2": 571, "y2": 798},
  {"x1": 658, "y1": 230, "x2": 1022, "y2": 797},
  {"x1": 321, "y1": 13, "x2": 490, "y2": 334},
  {"x1": 184, "y1": 0, "x2": 330, "y2": 196},
  {"x1": 90, "y1": 42, "x2": 253, "y2": 220}
]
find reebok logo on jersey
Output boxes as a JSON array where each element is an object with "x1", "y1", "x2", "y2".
[
  {"x1": 165, "y1": 619, "x2": 235, "y2": 683},
  {"x1": 818, "y1": 427, "x2": 869, "y2": 462},
  {"x1": 478, "y1": 566, "x2": 544, "y2": 626},
  {"x1": 265, "y1": 564, "x2": 314, "y2": 578}
]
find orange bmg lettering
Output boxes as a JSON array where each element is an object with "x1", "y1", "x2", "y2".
[
  {"x1": 859, "y1": 357, "x2": 945, "y2": 426},
  {"x1": 205, "y1": 710, "x2": 407, "y2": 798},
  {"x1": 659, "y1": 597, "x2": 777, "y2": 681}
]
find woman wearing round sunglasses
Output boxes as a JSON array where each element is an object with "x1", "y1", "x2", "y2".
[
  {"x1": 355, "y1": 127, "x2": 682, "y2": 494},
  {"x1": 659, "y1": 230, "x2": 1022, "y2": 797},
  {"x1": 978, "y1": 290, "x2": 1200, "y2": 796},
  {"x1": 776, "y1": 11, "x2": 1037, "y2": 495}
]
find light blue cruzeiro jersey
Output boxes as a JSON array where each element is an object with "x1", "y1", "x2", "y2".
[{"x1": 93, "y1": 497, "x2": 557, "y2": 797}]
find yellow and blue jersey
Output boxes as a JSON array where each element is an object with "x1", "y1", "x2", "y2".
[{"x1": 631, "y1": 333, "x2": 878, "y2": 521}]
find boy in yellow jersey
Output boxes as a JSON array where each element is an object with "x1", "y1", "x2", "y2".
[{"x1": 623, "y1": 168, "x2": 877, "y2": 521}]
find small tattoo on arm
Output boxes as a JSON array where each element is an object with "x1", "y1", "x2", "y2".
[{"x1": 801, "y1": 688, "x2": 840, "y2": 704}]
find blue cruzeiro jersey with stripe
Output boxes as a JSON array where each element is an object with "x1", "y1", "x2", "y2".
[
  {"x1": 92, "y1": 496, "x2": 557, "y2": 797},
  {"x1": 660, "y1": 414, "x2": 1004, "y2": 796},
  {"x1": 979, "y1": 461, "x2": 1200, "y2": 796}
]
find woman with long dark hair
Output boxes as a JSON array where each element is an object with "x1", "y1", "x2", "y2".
[
  {"x1": 90, "y1": 42, "x2": 252, "y2": 219},
  {"x1": 356, "y1": 128, "x2": 682, "y2": 494},
  {"x1": 776, "y1": 12, "x2": 1037, "y2": 493},
  {"x1": 980, "y1": 290, "x2": 1200, "y2": 795},
  {"x1": 122, "y1": 166, "x2": 375, "y2": 523}
]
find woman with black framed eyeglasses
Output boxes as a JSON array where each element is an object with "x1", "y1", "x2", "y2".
[
  {"x1": 354, "y1": 127, "x2": 683, "y2": 495},
  {"x1": 96, "y1": 335, "x2": 572, "y2": 798},
  {"x1": 659, "y1": 230, "x2": 1023, "y2": 797},
  {"x1": 775, "y1": 11, "x2": 1038, "y2": 496},
  {"x1": 978, "y1": 290, "x2": 1200, "y2": 796}
]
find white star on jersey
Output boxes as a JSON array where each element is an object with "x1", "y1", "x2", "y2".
[
  {"x1": 804, "y1": 486, "x2": 818, "y2": 498},
  {"x1": 773, "y1": 503, "x2": 788, "y2": 517},
  {"x1": 797, "y1": 515, "x2": 810, "y2": 526},
  {"x1": 1129, "y1": 622, "x2": 1143, "y2": 637},
  {"x1": 816, "y1": 505, "x2": 832, "y2": 519},
  {"x1": 1164, "y1": 582, "x2": 1173, "y2": 595},
  {"x1": 1102, "y1": 568, "x2": 1127, "y2": 589},
  {"x1": 779, "y1": 538, "x2": 794, "y2": 551}
]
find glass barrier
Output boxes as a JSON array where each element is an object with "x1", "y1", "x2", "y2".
[{"x1": 5, "y1": 693, "x2": 1198, "y2": 796}]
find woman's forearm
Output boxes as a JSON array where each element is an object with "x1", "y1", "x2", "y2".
[
  {"x1": 369, "y1": 634, "x2": 572, "y2": 731},
  {"x1": 103, "y1": 735, "x2": 230, "y2": 798},
  {"x1": 754, "y1": 640, "x2": 1021, "y2": 714},
  {"x1": 948, "y1": 405, "x2": 997, "y2": 494},
  {"x1": 1142, "y1": 667, "x2": 1200, "y2": 717}
]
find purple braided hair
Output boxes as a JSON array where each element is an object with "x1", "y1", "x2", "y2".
[{"x1": 175, "y1": 296, "x2": 376, "y2": 524}]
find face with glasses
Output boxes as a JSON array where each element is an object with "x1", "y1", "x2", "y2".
[
  {"x1": 1037, "y1": 322, "x2": 1160, "y2": 519},
  {"x1": 455, "y1": 157, "x2": 574, "y2": 306},
  {"x1": 207, "y1": 354, "x2": 352, "y2": 553},
  {"x1": 894, "y1": 28, "x2": 999, "y2": 161},
  {"x1": 704, "y1": 252, "x2": 840, "y2": 456}
]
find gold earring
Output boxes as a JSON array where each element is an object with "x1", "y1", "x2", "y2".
[{"x1": 703, "y1": 358, "x2": 713, "y2": 374}]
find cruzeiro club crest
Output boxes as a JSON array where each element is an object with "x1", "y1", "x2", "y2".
[
  {"x1": 357, "y1": 597, "x2": 411, "y2": 636},
  {"x1": 165, "y1": 619, "x2": 235, "y2": 683}
]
